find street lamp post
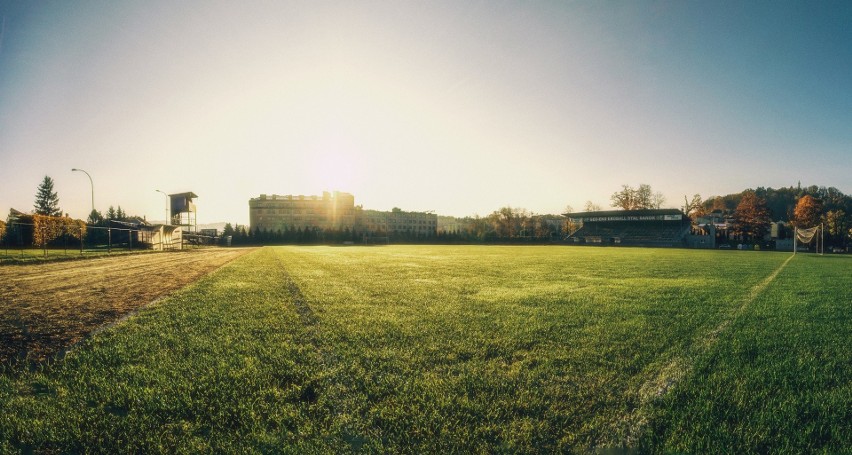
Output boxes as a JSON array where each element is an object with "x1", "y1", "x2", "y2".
[
  {"x1": 71, "y1": 168, "x2": 94, "y2": 215},
  {"x1": 156, "y1": 190, "x2": 170, "y2": 225}
]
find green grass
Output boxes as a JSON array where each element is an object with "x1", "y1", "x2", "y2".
[
  {"x1": 0, "y1": 246, "x2": 849, "y2": 453},
  {"x1": 645, "y1": 253, "x2": 852, "y2": 452}
]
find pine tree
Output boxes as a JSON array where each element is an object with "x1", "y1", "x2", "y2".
[
  {"x1": 116, "y1": 206, "x2": 126, "y2": 221},
  {"x1": 34, "y1": 176, "x2": 62, "y2": 216},
  {"x1": 87, "y1": 209, "x2": 103, "y2": 225},
  {"x1": 106, "y1": 206, "x2": 117, "y2": 220},
  {"x1": 222, "y1": 223, "x2": 235, "y2": 237}
]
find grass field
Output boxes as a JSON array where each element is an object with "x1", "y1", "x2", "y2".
[
  {"x1": 0, "y1": 246, "x2": 849, "y2": 453},
  {"x1": 0, "y1": 247, "x2": 151, "y2": 263}
]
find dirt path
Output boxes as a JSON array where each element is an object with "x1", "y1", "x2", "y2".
[{"x1": 0, "y1": 248, "x2": 254, "y2": 365}]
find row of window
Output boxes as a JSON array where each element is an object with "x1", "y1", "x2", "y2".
[{"x1": 253, "y1": 208, "x2": 356, "y2": 215}]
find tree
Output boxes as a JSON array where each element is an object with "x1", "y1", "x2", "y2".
[
  {"x1": 468, "y1": 216, "x2": 492, "y2": 241},
  {"x1": 584, "y1": 201, "x2": 602, "y2": 212},
  {"x1": 222, "y1": 223, "x2": 235, "y2": 237},
  {"x1": 610, "y1": 184, "x2": 661, "y2": 210},
  {"x1": 683, "y1": 194, "x2": 706, "y2": 220},
  {"x1": 635, "y1": 184, "x2": 653, "y2": 208},
  {"x1": 564, "y1": 217, "x2": 580, "y2": 236},
  {"x1": 652, "y1": 191, "x2": 666, "y2": 209},
  {"x1": 106, "y1": 206, "x2": 117, "y2": 220},
  {"x1": 87, "y1": 209, "x2": 103, "y2": 225},
  {"x1": 533, "y1": 216, "x2": 553, "y2": 238},
  {"x1": 116, "y1": 206, "x2": 126, "y2": 221},
  {"x1": 34, "y1": 176, "x2": 62, "y2": 216},
  {"x1": 732, "y1": 191, "x2": 771, "y2": 242},
  {"x1": 611, "y1": 185, "x2": 637, "y2": 210},
  {"x1": 822, "y1": 210, "x2": 847, "y2": 246},
  {"x1": 489, "y1": 206, "x2": 526, "y2": 238},
  {"x1": 793, "y1": 195, "x2": 821, "y2": 228},
  {"x1": 707, "y1": 196, "x2": 729, "y2": 214}
]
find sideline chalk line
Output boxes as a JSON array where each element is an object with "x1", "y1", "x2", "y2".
[{"x1": 605, "y1": 253, "x2": 796, "y2": 448}]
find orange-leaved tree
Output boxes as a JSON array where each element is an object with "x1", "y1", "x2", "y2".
[
  {"x1": 732, "y1": 190, "x2": 771, "y2": 242},
  {"x1": 793, "y1": 195, "x2": 822, "y2": 228}
]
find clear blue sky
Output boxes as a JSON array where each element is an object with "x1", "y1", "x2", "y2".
[{"x1": 1, "y1": 1, "x2": 850, "y2": 224}]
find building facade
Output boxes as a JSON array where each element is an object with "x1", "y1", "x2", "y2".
[
  {"x1": 249, "y1": 192, "x2": 357, "y2": 233},
  {"x1": 249, "y1": 192, "x2": 437, "y2": 237},
  {"x1": 360, "y1": 208, "x2": 437, "y2": 236}
]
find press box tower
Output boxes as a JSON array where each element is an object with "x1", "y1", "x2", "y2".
[{"x1": 169, "y1": 192, "x2": 198, "y2": 233}]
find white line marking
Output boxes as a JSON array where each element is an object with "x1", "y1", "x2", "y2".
[{"x1": 606, "y1": 254, "x2": 796, "y2": 448}]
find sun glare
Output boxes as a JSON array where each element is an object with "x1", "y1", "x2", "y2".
[{"x1": 310, "y1": 143, "x2": 361, "y2": 191}]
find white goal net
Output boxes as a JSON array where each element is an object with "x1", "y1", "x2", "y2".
[{"x1": 794, "y1": 225, "x2": 823, "y2": 254}]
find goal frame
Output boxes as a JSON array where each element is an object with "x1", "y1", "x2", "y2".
[{"x1": 793, "y1": 223, "x2": 824, "y2": 255}]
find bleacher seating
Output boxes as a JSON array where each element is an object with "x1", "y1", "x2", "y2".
[{"x1": 571, "y1": 221, "x2": 690, "y2": 246}]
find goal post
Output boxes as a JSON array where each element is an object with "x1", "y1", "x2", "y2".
[{"x1": 794, "y1": 224, "x2": 824, "y2": 255}]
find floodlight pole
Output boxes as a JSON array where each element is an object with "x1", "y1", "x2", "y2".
[
  {"x1": 71, "y1": 168, "x2": 94, "y2": 214},
  {"x1": 156, "y1": 190, "x2": 170, "y2": 225}
]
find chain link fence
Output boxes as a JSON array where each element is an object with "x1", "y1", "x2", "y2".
[{"x1": 0, "y1": 222, "x2": 217, "y2": 260}]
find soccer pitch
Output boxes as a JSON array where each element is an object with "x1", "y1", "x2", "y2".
[{"x1": 1, "y1": 245, "x2": 849, "y2": 453}]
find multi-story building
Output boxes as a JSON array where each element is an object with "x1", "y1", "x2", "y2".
[
  {"x1": 437, "y1": 215, "x2": 471, "y2": 234},
  {"x1": 360, "y1": 208, "x2": 437, "y2": 236},
  {"x1": 249, "y1": 191, "x2": 357, "y2": 233},
  {"x1": 248, "y1": 192, "x2": 437, "y2": 237}
]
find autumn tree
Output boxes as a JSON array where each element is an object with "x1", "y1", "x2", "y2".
[
  {"x1": 488, "y1": 206, "x2": 531, "y2": 238},
  {"x1": 732, "y1": 191, "x2": 771, "y2": 242},
  {"x1": 707, "y1": 196, "x2": 728, "y2": 213},
  {"x1": 564, "y1": 217, "x2": 580, "y2": 236},
  {"x1": 822, "y1": 210, "x2": 848, "y2": 245},
  {"x1": 34, "y1": 176, "x2": 62, "y2": 216},
  {"x1": 793, "y1": 195, "x2": 821, "y2": 228},
  {"x1": 532, "y1": 217, "x2": 551, "y2": 238},
  {"x1": 468, "y1": 216, "x2": 492, "y2": 241},
  {"x1": 683, "y1": 194, "x2": 707, "y2": 220}
]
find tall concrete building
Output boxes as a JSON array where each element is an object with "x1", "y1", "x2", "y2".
[
  {"x1": 249, "y1": 191, "x2": 357, "y2": 233},
  {"x1": 248, "y1": 191, "x2": 437, "y2": 237},
  {"x1": 360, "y1": 208, "x2": 437, "y2": 236}
]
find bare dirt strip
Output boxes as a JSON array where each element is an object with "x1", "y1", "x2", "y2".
[{"x1": 0, "y1": 248, "x2": 254, "y2": 366}]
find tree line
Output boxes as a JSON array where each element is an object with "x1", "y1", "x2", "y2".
[
  {"x1": 7, "y1": 176, "x2": 851, "y2": 248},
  {"x1": 218, "y1": 183, "x2": 852, "y2": 247},
  {"x1": 1, "y1": 176, "x2": 148, "y2": 248},
  {"x1": 222, "y1": 207, "x2": 569, "y2": 246},
  {"x1": 681, "y1": 185, "x2": 851, "y2": 246}
]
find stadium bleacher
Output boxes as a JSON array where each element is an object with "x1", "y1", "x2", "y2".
[{"x1": 566, "y1": 209, "x2": 690, "y2": 247}]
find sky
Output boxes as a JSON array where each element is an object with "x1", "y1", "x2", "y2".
[{"x1": 1, "y1": 1, "x2": 850, "y2": 225}]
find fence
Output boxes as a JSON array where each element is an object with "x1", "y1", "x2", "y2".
[{"x1": 0, "y1": 222, "x2": 217, "y2": 260}]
